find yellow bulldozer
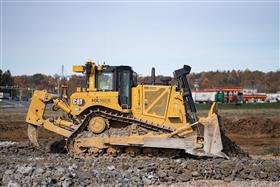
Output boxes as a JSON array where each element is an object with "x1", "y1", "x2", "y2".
[{"x1": 26, "y1": 60, "x2": 227, "y2": 158}]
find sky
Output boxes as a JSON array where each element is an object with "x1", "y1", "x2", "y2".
[{"x1": 0, "y1": 0, "x2": 279, "y2": 77}]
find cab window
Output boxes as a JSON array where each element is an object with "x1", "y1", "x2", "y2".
[
  {"x1": 119, "y1": 71, "x2": 130, "y2": 105},
  {"x1": 97, "y1": 73, "x2": 113, "y2": 90}
]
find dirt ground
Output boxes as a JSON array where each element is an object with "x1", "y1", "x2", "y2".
[
  {"x1": 0, "y1": 108, "x2": 61, "y2": 141},
  {"x1": 0, "y1": 108, "x2": 279, "y2": 186}
]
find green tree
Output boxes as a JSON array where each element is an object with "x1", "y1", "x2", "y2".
[
  {"x1": 0, "y1": 69, "x2": 2, "y2": 85},
  {"x1": 1, "y1": 70, "x2": 13, "y2": 86}
]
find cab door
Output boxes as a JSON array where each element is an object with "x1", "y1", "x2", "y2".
[{"x1": 118, "y1": 69, "x2": 132, "y2": 109}]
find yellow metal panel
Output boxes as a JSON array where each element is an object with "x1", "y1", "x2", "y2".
[
  {"x1": 97, "y1": 65, "x2": 103, "y2": 71},
  {"x1": 26, "y1": 90, "x2": 48, "y2": 126},
  {"x1": 131, "y1": 85, "x2": 187, "y2": 131},
  {"x1": 164, "y1": 86, "x2": 187, "y2": 128},
  {"x1": 131, "y1": 86, "x2": 142, "y2": 115},
  {"x1": 166, "y1": 86, "x2": 185, "y2": 119},
  {"x1": 69, "y1": 91, "x2": 124, "y2": 115},
  {"x1": 142, "y1": 85, "x2": 171, "y2": 119},
  {"x1": 72, "y1": 65, "x2": 84, "y2": 73},
  {"x1": 88, "y1": 63, "x2": 96, "y2": 91}
]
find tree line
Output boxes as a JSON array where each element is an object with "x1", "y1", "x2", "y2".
[
  {"x1": 137, "y1": 70, "x2": 280, "y2": 93},
  {"x1": 188, "y1": 70, "x2": 280, "y2": 93},
  {"x1": 0, "y1": 69, "x2": 279, "y2": 95}
]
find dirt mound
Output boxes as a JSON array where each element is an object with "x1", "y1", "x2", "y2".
[
  {"x1": 217, "y1": 116, "x2": 249, "y2": 158},
  {"x1": 221, "y1": 117, "x2": 280, "y2": 137},
  {"x1": 0, "y1": 109, "x2": 60, "y2": 141},
  {"x1": 221, "y1": 131, "x2": 249, "y2": 158},
  {"x1": 0, "y1": 120, "x2": 59, "y2": 141}
]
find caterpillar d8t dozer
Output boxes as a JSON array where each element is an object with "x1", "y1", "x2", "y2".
[{"x1": 26, "y1": 60, "x2": 227, "y2": 158}]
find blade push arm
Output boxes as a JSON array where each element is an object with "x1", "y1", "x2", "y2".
[
  {"x1": 26, "y1": 90, "x2": 76, "y2": 138},
  {"x1": 173, "y1": 65, "x2": 198, "y2": 124}
]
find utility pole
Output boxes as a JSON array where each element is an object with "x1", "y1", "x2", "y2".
[
  {"x1": 57, "y1": 64, "x2": 64, "y2": 96},
  {"x1": 194, "y1": 79, "x2": 200, "y2": 91},
  {"x1": 62, "y1": 64, "x2": 64, "y2": 77},
  {"x1": 57, "y1": 77, "x2": 60, "y2": 96}
]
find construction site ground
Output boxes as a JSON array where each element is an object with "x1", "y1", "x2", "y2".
[{"x1": 0, "y1": 107, "x2": 279, "y2": 186}]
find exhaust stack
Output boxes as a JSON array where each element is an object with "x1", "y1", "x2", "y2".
[{"x1": 151, "y1": 67, "x2": 155, "y2": 85}]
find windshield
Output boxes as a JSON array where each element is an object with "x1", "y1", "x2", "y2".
[{"x1": 97, "y1": 72, "x2": 113, "y2": 90}]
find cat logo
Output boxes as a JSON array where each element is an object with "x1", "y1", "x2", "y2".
[{"x1": 72, "y1": 98, "x2": 84, "y2": 106}]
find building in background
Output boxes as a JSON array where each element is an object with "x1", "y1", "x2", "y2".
[{"x1": 192, "y1": 87, "x2": 278, "y2": 104}]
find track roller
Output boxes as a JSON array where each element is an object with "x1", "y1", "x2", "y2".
[
  {"x1": 88, "y1": 147, "x2": 104, "y2": 157},
  {"x1": 107, "y1": 146, "x2": 122, "y2": 157},
  {"x1": 125, "y1": 147, "x2": 141, "y2": 157},
  {"x1": 72, "y1": 140, "x2": 87, "y2": 154},
  {"x1": 160, "y1": 148, "x2": 181, "y2": 157},
  {"x1": 143, "y1": 148, "x2": 159, "y2": 157}
]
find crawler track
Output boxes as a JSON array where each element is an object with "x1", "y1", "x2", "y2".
[{"x1": 66, "y1": 108, "x2": 180, "y2": 158}]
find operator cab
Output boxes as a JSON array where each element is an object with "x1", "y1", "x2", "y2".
[{"x1": 95, "y1": 65, "x2": 136, "y2": 109}]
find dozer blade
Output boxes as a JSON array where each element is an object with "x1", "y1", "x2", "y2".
[
  {"x1": 202, "y1": 103, "x2": 228, "y2": 158},
  {"x1": 27, "y1": 124, "x2": 40, "y2": 147}
]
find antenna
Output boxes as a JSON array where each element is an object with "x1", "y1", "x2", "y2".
[
  {"x1": 62, "y1": 64, "x2": 64, "y2": 78},
  {"x1": 57, "y1": 64, "x2": 64, "y2": 96}
]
